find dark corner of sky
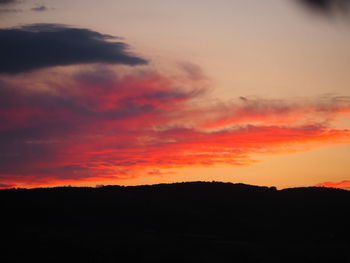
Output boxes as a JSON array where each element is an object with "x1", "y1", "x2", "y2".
[{"x1": 297, "y1": 0, "x2": 350, "y2": 16}]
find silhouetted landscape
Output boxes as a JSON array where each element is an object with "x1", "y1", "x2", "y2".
[{"x1": 1, "y1": 182, "x2": 350, "y2": 262}]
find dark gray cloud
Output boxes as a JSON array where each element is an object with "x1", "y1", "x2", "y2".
[
  {"x1": 297, "y1": 0, "x2": 350, "y2": 14},
  {"x1": 0, "y1": 0, "x2": 16, "y2": 4},
  {"x1": 0, "y1": 24, "x2": 147, "y2": 74}
]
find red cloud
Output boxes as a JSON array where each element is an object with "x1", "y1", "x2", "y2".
[
  {"x1": 0, "y1": 66, "x2": 349, "y2": 188},
  {"x1": 316, "y1": 181, "x2": 350, "y2": 190}
]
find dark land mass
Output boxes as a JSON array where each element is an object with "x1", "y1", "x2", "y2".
[{"x1": 1, "y1": 181, "x2": 350, "y2": 262}]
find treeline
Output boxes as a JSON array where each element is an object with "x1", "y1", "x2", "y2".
[{"x1": 1, "y1": 181, "x2": 349, "y2": 262}]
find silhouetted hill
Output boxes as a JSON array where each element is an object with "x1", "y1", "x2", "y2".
[{"x1": 1, "y1": 182, "x2": 349, "y2": 262}]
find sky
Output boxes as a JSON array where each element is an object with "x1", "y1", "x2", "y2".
[{"x1": 0, "y1": 0, "x2": 349, "y2": 189}]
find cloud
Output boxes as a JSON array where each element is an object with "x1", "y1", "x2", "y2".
[
  {"x1": 296, "y1": 0, "x2": 350, "y2": 15},
  {"x1": 0, "y1": 65, "x2": 349, "y2": 188},
  {"x1": 31, "y1": 5, "x2": 47, "y2": 12},
  {"x1": 0, "y1": 24, "x2": 147, "y2": 74},
  {"x1": 195, "y1": 96, "x2": 350, "y2": 130},
  {"x1": 316, "y1": 180, "x2": 350, "y2": 190}
]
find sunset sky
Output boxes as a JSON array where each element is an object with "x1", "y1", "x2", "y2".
[{"x1": 0, "y1": 0, "x2": 349, "y2": 189}]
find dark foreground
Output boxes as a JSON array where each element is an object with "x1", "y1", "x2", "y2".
[{"x1": 1, "y1": 182, "x2": 350, "y2": 262}]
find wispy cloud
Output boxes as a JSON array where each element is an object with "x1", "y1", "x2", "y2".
[
  {"x1": 0, "y1": 183, "x2": 14, "y2": 189},
  {"x1": 0, "y1": 7, "x2": 20, "y2": 13},
  {"x1": 31, "y1": 5, "x2": 48, "y2": 12},
  {"x1": 0, "y1": 0, "x2": 20, "y2": 13},
  {"x1": 316, "y1": 180, "x2": 350, "y2": 190}
]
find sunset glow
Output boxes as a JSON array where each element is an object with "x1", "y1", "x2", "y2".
[{"x1": 0, "y1": 0, "x2": 349, "y2": 189}]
